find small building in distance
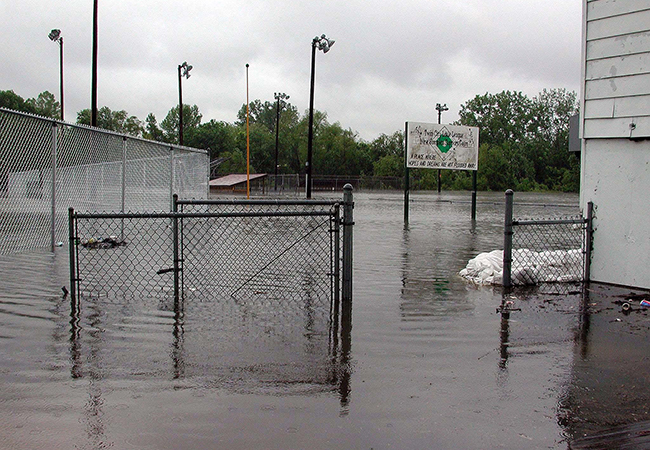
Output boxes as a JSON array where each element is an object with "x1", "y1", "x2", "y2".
[
  {"x1": 579, "y1": 0, "x2": 650, "y2": 288},
  {"x1": 209, "y1": 173, "x2": 267, "y2": 195}
]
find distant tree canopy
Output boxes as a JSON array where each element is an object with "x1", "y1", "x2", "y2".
[
  {"x1": 77, "y1": 107, "x2": 144, "y2": 137},
  {"x1": 1, "y1": 87, "x2": 580, "y2": 191},
  {"x1": 1, "y1": 89, "x2": 60, "y2": 119}
]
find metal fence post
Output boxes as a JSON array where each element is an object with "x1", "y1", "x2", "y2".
[
  {"x1": 68, "y1": 207, "x2": 76, "y2": 302},
  {"x1": 585, "y1": 201, "x2": 594, "y2": 282},
  {"x1": 503, "y1": 189, "x2": 514, "y2": 288},
  {"x1": 51, "y1": 122, "x2": 58, "y2": 252},
  {"x1": 170, "y1": 147, "x2": 175, "y2": 211},
  {"x1": 121, "y1": 137, "x2": 127, "y2": 213},
  {"x1": 172, "y1": 194, "x2": 180, "y2": 302},
  {"x1": 342, "y1": 184, "x2": 354, "y2": 303},
  {"x1": 333, "y1": 202, "x2": 341, "y2": 308}
]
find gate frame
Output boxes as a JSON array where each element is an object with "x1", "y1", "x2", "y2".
[{"x1": 68, "y1": 185, "x2": 354, "y2": 305}]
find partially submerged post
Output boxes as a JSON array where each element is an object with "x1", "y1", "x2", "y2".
[
  {"x1": 503, "y1": 189, "x2": 514, "y2": 288},
  {"x1": 342, "y1": 184, "x2": 354, "y2": 304}
]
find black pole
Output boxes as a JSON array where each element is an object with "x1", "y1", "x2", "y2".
[
  {"x1": 274, "y1": 96, "x2": 280, "y2": 191},
  {"x1": 91, "y1": 0, "x2": 98, "y2": 127},
  {"x1": 178, "y1": 64, "x2": 183, "y2": 146},
  {"x1": 437, "y1": 109, "x2": 442, "y2": 193},
  {"x1": 471, "y1": 170, "x2": 477, "y2": 220},
  {"x1": 404, "y1": 122, "x2": 410, "y2": 224},
  {"x1": 59, "y1": 37, "x2": 64, "y2": 121},
  {"x1": 306, "y1": 42, "x2": 317, "y2": 199}
]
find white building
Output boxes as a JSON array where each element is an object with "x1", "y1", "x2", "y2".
[{"x1": 580, "y1": 0, "x2": 650, "y2": 289}]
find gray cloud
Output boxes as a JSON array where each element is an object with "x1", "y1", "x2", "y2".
[{"x1": 1, "y1": 0, "x2": 582, "y2": 141}]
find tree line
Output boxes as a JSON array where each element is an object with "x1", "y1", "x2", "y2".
[{"x1": 1, "y1": 87, "x2": 579, "y2": 192}]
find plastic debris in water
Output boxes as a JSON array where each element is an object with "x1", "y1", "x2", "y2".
[{"x1": 640, "y1": 300, "x2": 650, "y2": 308}]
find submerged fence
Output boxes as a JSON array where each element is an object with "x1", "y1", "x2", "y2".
[
  {"x1": 503, "y1": 189, "x2": 593, "y2": 288},
  {"x1": 0, "y1": 108, "x2": 208, "y2": 255},
  {"x1": 69, "y1": 186, "x2": 353, "y2": 307}
]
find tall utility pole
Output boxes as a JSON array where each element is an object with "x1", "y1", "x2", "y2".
[
  {"x1": 91, "y1": 0, "x2": 98, "y2": 126},
  {"x1": 435, "y1": 103, "x2": 448, "y2": 193},
  {"x1": 306, "y1": 34, "x2": 334, "y2": 199},
  {"x1": 177, "y1": 61, "x2": 192, "y2": 145}
]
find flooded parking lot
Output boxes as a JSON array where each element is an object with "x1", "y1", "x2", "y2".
[{"x1": 1, "y1": 190, "x2": 649, "y2": 449}]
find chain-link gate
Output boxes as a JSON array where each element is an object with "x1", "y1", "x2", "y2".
[{"x1": 68, "y1": 188, "x2": 353, "y2": 327}]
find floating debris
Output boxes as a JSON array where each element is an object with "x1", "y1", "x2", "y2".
[{"x1": 80, "y1": 236, "x2": 127, "y2": 249}]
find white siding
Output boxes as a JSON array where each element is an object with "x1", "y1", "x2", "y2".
[
  {"x1": 580, "y1": 1, "x2": 650, "y2": 289},
  {"x1": 583, "y1": 0, "x2": 650, "y2": 138},
  {"x1": 581, "y1": 139, "x2": 650, "y2": 288}
]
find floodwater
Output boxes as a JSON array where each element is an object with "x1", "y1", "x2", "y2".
[{"x1": 1, "y1": 190, "x2": 650, "y2": 450}]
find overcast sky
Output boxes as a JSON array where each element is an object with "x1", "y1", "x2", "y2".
[{"x1": 2, "y1": 0, "x2": 583, "y2": 141}]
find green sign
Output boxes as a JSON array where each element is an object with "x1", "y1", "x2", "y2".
[{"x1": 436, "y1": 135, "x2": 453, "y2": 153}]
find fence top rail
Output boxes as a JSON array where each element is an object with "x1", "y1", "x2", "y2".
[
  {"x1": 0, "y1": 107, "x2": 207, "y2": 155},
  {"x1": 513, "y1": 218, "x2": 587, "y2": 226},
  {"x1": 71, "y1": 210, "x2": 336, "y2": 220},
  {"x1": 178, "y1": 198, "x2": 341, "y2": 207}
]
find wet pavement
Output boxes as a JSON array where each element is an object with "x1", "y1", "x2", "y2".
[{"x1": 0, "y1": 190, "x2": 649, "y2": 449}]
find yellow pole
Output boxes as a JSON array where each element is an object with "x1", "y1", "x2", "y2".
[{"x1": 245, "y1": 63, "x2": 250, "y2": 199}]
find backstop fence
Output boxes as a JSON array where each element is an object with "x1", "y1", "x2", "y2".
[
  {"x1": 0, "y1": 108, "x2": 208, "y2": 255},
  {"x1": 503, "y1": 189, "x2": 594, "y2": 288},
  {"x1": 69, "y1": 186, "x2": 353, "y2": 309}
]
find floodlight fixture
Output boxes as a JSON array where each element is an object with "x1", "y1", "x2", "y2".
[{"x1": 49, "y1": 29, "x2": 61, "y2": 42}]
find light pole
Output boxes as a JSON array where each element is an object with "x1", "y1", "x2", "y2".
[
  {"x1": 274, "y1": 92, "x2": 289, "y2": 191},
  {"x1": 91, "y1": 0, "x2": 98, "y2": 126},
  {"x1": 178, "y1": 61, "x2": 192, "y2": 146},
  {"x1": 48, "y1": 29, "x2": 64, "y2": 121},
  {"x1": 306, "y1": 34, "x2": 334, "y2": 199},
  {"x1": 435, "y1": 103, "x2": 448, "y2": 193}
]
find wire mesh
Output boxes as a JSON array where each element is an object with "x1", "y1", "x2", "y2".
[
  {"x1": 72, "y1": 202, "x2": 342, "y2": 342},
  {"x1": 511, "y1": 216, "x2": 587, "y2": 288},
  {"x1": 0, "y1": 108, "x2": 208, "y2": 255},
  {"x1": 74, "y1": 215, "x2": 175, "y2": 301}
]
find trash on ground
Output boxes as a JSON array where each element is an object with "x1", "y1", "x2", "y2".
[{"x1": 80, "y1": 236, "x2": 127, "y2": 249}]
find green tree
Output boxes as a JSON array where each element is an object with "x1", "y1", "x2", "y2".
[
  {"x1": 456, "y1": 89, "x2": 579, "y2": 192},
  {"x1": 77, "y1": 106, "x2": 144, "y2": 137},
  {"x1": 185, "y1": 119, "x2": 238, "y2": 160},
  {"x1": 160, "y1": 104, "x2": 202, "y2": 143},
  {"x1": 0, "y1": 90, "x2": 37, "y2": 114},
  {"x1": 26, "y1": 91, "x2": 60, "y2": 119},
  {"x1": 143, "y1": 113, "x2": 165, "y2": 142},
  {"x1": 458, "y1": 91, "x2": 535, "y2": 146}
]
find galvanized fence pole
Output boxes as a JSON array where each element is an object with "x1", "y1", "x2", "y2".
[
  {"x1": 585, "y1": 201, "x2": 594, "y2": 282},
  {"x1": 172, "y1": 194, "x2": 180, "y2": 302},
  {"x1": 121, "y1": 137, "x2": 127, "y2": 239},
  {"x1": 503, "y1": 189, "x2": 514, "y2": 288},
  {"x1": 51, "y1": 122, "x2": 58, "y2": 252},
  {"x1": 169, "y1": 147, "x2": 175, "y2": 211},
  {"x1": 342, "y1": 184, "x2": 354, "y2": 303},
  {"x1": 121, "y1": 137, "x2": 127, "y2": 213}
]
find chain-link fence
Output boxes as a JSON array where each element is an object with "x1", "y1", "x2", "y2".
[
  {"x1": 0, "y1": 108, "x2": 208, "y2": 255},
  {"x1": 68, "y1": 191, "x2": 354, "y2": 389},
  {"x1": 503, "y1": 190, "x2": 593, "y2": 288},
  {"x1": 69, "y1": 189, "x2": 353, "y2": 323}
]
